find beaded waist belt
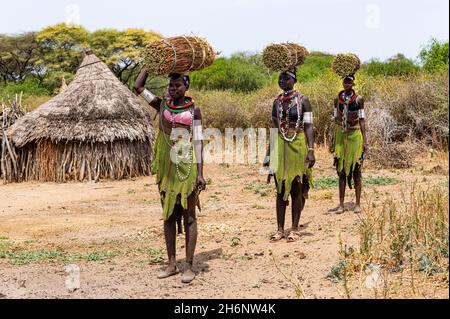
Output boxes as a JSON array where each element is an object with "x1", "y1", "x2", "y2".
[
  {"x1": 335, "y1": 121, "x2": 360, "y2": 130},
  {"x1": 284, "y1": 127, "x2": 304, "y2": 134}
]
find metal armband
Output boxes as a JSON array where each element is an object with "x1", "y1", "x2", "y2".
[
  {"x1": 358, "y1": 109, "x2": 365, "y2": 119},
  {"x1": 193, "y1": 121, "x2": 204, "y2": 141},
  {"x1": 303, "y1": 112, "x2": 313, "y2": 124},
  {"x1": 140, "y1": 89, "x2": 157, "y2": 104}
]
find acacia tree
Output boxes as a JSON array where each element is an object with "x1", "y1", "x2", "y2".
[
  {"x1": 1, "y1": 24, "x2": 163, "y2": 93},
  {"x1": 0, "y1": 32, "x2": 42, "y2": 84},
  {"x1": 37, "y1": 23, "x2": 89, "y2": 74},
  {"x1": 89, "y1": 28, "x2": 162, "y2": 85}
]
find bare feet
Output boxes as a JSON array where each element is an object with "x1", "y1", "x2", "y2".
[
  {"x1": 336, "y1": 205, "x2": 345, "y2": 214},
  {"x1": 157, "y1": 265, "x2": 178, "y2": 279},
  {"x1": 354, "y1": 205, "x2": 362, "y2": 214},
  {"x1": 181, "y1": 268, "x2": 196, "y2": 284}
]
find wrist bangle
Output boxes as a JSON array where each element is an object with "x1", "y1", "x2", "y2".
[
  {"x1": 140, "y1": 89, "x2": 156, "y2": 104},
  {"x1": 308, "y1": 147, "x2": 314, "y2": 151}
]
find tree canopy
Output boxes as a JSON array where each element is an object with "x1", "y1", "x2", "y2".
[{"x1": 0, "y1": 23, "x2": 162, "y2": 91}]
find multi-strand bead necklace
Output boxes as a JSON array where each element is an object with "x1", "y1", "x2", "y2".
[{"x1": 277, "y1": 91, "x2": 302, "y2": 142}]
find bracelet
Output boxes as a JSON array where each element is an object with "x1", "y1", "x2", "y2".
[
  {"x1": 140, "y1": 89, "x2": 157, "y2": 104},
  {"x1": 308, "y1": 147, "x2": 314, "y2": 151},
  {"x1": 303, "y1": 112, "x2": 313, "y2": 124}
]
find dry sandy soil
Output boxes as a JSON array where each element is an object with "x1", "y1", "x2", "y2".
[{"x1": 0, "y1": 148, "x2": 448, "y2": 299}]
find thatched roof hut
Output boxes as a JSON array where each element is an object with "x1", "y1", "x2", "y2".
[{"x1": 7, "y1": 52, "x2": 155, "y2": 183}]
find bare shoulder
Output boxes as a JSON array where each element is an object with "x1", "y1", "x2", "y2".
[
  {"x1": 301, "y1": 94, "x2": 310, "y2": 103},
  {"x1": 357, "y1": 95, "x2": 365, "y2": 103},
  {"x1": 301, "y1": 95, "x2": 312, "y2": 111}
]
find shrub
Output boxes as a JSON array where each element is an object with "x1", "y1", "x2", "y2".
[
  {"x1": 190, "y1": 54, "x2": 270, "y2": 92},
  {"x1": 419, "y1": 39, "x2": 449, "y2": 72},
  {"x1": 365, "y1": 54, "x2": 419, "y2": 77},
  {"x1": 41, "y1": 71, "x2": 74, "y2": 95},
  {"x1": 297, "y1": 52, "x2": 335, "y2": 83},
  {"x1": 0, "y1": 78, "x2": 49, "y2": 98}
]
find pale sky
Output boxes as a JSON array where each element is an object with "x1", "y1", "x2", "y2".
[{"x1": 1, "y1": 0, "x2": 449, "y2": 62}]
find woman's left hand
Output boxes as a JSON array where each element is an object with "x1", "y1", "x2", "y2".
[
  {"x1": 307, "y1": 150, "x2": 316, "y2": 168},
  {"x1": 196, "y1": 175, "x2": 207, "y2": 192}
]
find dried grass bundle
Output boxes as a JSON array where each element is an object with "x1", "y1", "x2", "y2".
[
  {"x1": 332, "y1": 53, "x2": 361, "y2": 78},
  {"x1": 143, "y1": 36, "x2": 216, "y2": 75},
  {"x1": 262, "y1": 43, "x2": 309, "y2": 72}
]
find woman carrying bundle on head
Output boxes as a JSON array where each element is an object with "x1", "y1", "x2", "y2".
[
  {"x1": 329, "y1": 53, "x2": 368, "y2": 214},
  {"x1": 262, "y1": 43, "x2": 316, "y2": 243},
  {"x1": 134, "y1": 36, "x2": 215, "y2": 284}
]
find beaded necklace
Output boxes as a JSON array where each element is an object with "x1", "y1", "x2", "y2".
[
  {"x1": 164, "y1": 96, "x2": 195, "y2": 113},
  {"x1": 338, "y1": 90, "x2": 356, "y2": 132},
  {"x1": 171, "y1": 108, "x2": 194, "y2": 181},
  {"x1": 160, "y1": 99, "x2": 195, "y2": 182},
  {"x1": 276, "y1": 91, "x2": 302, "y2": 142}
]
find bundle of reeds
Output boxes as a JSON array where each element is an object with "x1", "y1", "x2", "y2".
[
  {"x1": 332, "y1": 53, "x2": 361, "y2": 78},
  {"x1": 143, "y1": 36, "x2": 216, "y2": 75},
  {"x1": 262, "y1": 43, "x2": 309, "y2": 72}
]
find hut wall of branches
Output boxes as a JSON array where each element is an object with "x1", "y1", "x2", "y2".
[
  {"x1": 10, "y1": 139, "x2": 152, "y2": 183},
  {"x1": 6, "y1": 52, "x2": 155, "y2": 183},
  {"x1": 1, "y1": 94, "x2": 26, "y2": 183}
]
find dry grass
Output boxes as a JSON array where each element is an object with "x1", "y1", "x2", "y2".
[
  {"x1": 332, "y1": 53, "x2": 361, "y2": 78},
  {"x1": 333, "y1": 183, "x2": 449, "y2": 298},
  {"x1": 21, "y1": 96, "x2": 51, "y2": 111},
  {"x1": 143, "y1": 36, "x2": 216, "y2": 76},
  {"x1": 262, "y1": 43, "x2": 308, "y2": 72}
]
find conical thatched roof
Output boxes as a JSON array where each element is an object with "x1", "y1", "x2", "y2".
[{"x1": 8, "y1": 52, "x2": 154, "y2": 148}]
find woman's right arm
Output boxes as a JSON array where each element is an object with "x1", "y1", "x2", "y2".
[
  {"x1": 134, "y1": 69, "x2": 162, "y2": 112},
  {"x1": 264, "y1": 102, "x2": 278, "y2": 167},
  {"x1": 329, "y1": 98, "x2": 338, "y2": 153}
]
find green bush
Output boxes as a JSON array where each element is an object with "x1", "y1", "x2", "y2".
[
  {"x1": 0, "y1": 78, "x2": 49, "y2": 99},
  {"x1": 419, "y1": 39, "x2": 449, "y2": 71},
  {"x1": 190, "y1": 53, "x2": 270, "y2": 92},
  {"x1": 41, "y1": 71, "x2": 74, "y2": 95},
  {"x1": 297, "y1": 52, "x2": 335, "y2": 82},
  {"x1": 365, "y1": 54, "x2": 419, "y2": 76}
]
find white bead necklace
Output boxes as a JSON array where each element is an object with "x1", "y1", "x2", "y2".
[
  {"x1": 278, "y1": 92, "x2": 302, "y2": 142},
  {"x1": 341, "y1": 91, "x2": 354, "y2": 132}
]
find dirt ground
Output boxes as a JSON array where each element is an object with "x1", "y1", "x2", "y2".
[{"x1": 0, "y1": 148, "x2": 448, "y2": 299}]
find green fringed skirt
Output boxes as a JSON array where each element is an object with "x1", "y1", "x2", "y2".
[
  {"x1": 332, "y1": 125, "x2": 364, "y2": 187},
  {"x1": 151, "y1": 132, "x2": 198, "y2": 221},
  {"x1": 269, "y1": 132, "x2": 313, "y2": 201}
]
